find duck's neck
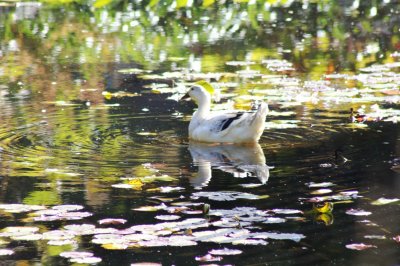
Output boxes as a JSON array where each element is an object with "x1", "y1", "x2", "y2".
[{"x1": 194, "y1": 98, "x2": 211, "y2": 119}]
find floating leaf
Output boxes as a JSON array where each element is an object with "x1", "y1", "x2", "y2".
[
  {"x1": 0, "y1": 204, "x2": 45, "y2": 213},
  {"x1": 232, "y1": 239, "x2": 268, "y2": 245},
  {"x1": 364, "y1": 235, "x2": 386, "y2": 240},
  {"x1": 112, "y1": 184, "x2": 134, "y2": 189},
  {"x1": 101, "y1": 243, "x2": 129, "y2": 250},
  {"x1": 60, "y1": 251, "x2": 94, "y2": 259},
  {"x1": 262, "y1": 217, "x2": 286, "y2": 224},
  {"x1": 98, "y1": 218, "x2": 127, "y2": 225},
  {"x1": 155, "y1": 215, "x2": 180, "y2": 221},
  {"x1": 158, "y1": 186, "x2": 184, "y2": 193},
  {"x1": 345, "y1": 243, "x2": 377, "y2": 250},
  {"x1": 48, "y1": 239, "x2": 76, "y2": 246},
  {"x1": 307, "y1": 182, "x2": 335, "y2": 188},
  {"x1": 371, "y1": 197, "x2": 400, "y2": 205},
  {"x1": 133, "y1": 205, "x2": 166, "y2": 212},
  {"x1": 251, "y1": 232, "x2": 305, "y2": 242},
  {"x1": 346, "y1": 209, "x2": 372, "y2": 216},
  {"x1": 270, "y1": 209, "x2": 303, "y2": 215},
  {"x1": 52, "y1": 205, "x2": 84, "y2": 211},
  {"x1": 313, "y1": 202, "x2": 333, "y2": 213},
  {"x1": 1, "y1": 226, "x2": 39, "y2": 237},
  {"x1": 393, "y1": 236, "x2": 400, "y2": 243},
  {"x1": 310, "y1": 189, "x2": 333, "y2": 195},
  {"x1": 117, "y1": 68, "x2": 145, "y2": 74},
  {"x1": 127, "y1": 178, "x2": 144, "y2": 189},
  {"x1": 43, "y1": 230, "x2": 75, "y2": 241},
  {"x1": 209, "y1": 248, "x2": 242, "y2": 255},
  {"x1": 137, "y1": 132, "x2": 158, "y2": 136},
  {"x1": 64, "y1": 224, "x2": 96, "y2": 235},
  {"x1": 195, "y1": 254, "x2": 223, "y2": 262},
  {"x1": 70, "y1": 256, "x2": 102, "y2": 264},
  {"x1": 140, "y1": 175, "x2": 177, "y2": 183},
  {"x1": 240, "y1": 183, "x2": 263, "y2": 188},
  {"x1": 0, "y1": 249, "x2": 14, "y2": 256},
  {"x1": 11, "y1": 234, "x2": 42, "y2": 241}
]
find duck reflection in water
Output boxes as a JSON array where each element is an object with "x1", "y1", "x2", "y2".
[{"x1": 188, "y1": 142, "x2": 272, "y2": 188}]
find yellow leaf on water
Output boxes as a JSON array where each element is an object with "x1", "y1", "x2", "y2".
[
  {"x1": 127, "y1": 179, "x2": 144, "y2": 190},
  {"x1": 101, "y1": 243, "x2": 128, "y2": 250},
  {"x1": 102, "y1": 91, "x2": 112, "y2": 100},
  {"x1": 313, "y1": 202, "x2": 333, "y2": 213}
]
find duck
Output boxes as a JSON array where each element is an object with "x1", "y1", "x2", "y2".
[{"x1": 182, "y1": 84, "x2": 268, "y2": 143}]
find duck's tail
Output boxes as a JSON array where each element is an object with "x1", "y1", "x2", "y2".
[
  {"x1": 251, "y1": 102, "x2": 268, "y2": 124},
  {"x1": 249, "y1": 102, "x2": 268, "y2": 142}
]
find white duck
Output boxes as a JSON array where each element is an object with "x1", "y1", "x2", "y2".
[{"x1": 183, "y1": 84, "x2": 268, "y2": 143}]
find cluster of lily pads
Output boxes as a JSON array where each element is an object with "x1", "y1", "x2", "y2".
[
  {"x1": 113, "y1": 57, "x2": 400, "y2": 131},
  {"x1": 0, "y1": 190, "x2": 309, "y2": 264}
]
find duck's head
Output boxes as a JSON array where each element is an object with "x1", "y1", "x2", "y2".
[{"x1": 181, "y1": 85, "x2": 211, "y2": 105}]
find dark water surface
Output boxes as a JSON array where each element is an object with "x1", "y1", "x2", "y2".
[{"x1": 0, "y1": 1, "x2": 400, "y2": 265}]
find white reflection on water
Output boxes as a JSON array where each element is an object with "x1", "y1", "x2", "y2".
[{"x1": 188, "y1": 142, "x2": 271, "y2": 188}]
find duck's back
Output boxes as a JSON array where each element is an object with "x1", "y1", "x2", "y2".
[{"x1": 189, "y1": 102, "x2": 268, "y2": 143}]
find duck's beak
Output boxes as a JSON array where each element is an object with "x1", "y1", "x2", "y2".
[{"x1": 180, "y1": 92, "x2": 191, "y2": 102}]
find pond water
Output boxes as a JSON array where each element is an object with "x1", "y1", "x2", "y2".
[{"x1": 0, "y1": 1, "x2": 400, "y2": 265}]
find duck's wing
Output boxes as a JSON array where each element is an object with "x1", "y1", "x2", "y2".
[{"x1": 207, "y1": 111, "x2": 257, "y2": 134}]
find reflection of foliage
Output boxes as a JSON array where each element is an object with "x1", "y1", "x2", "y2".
[
  {"x1": 0, "y1": 1, "x2": 398, "y2": 89},
  {"x1": 23, "y1": 190, "x2": 61, "y2": 205}
]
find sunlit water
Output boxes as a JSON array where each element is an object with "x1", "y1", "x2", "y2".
[{"x1": 0, "y1": 1, "x2": 400, "y2": 265}]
